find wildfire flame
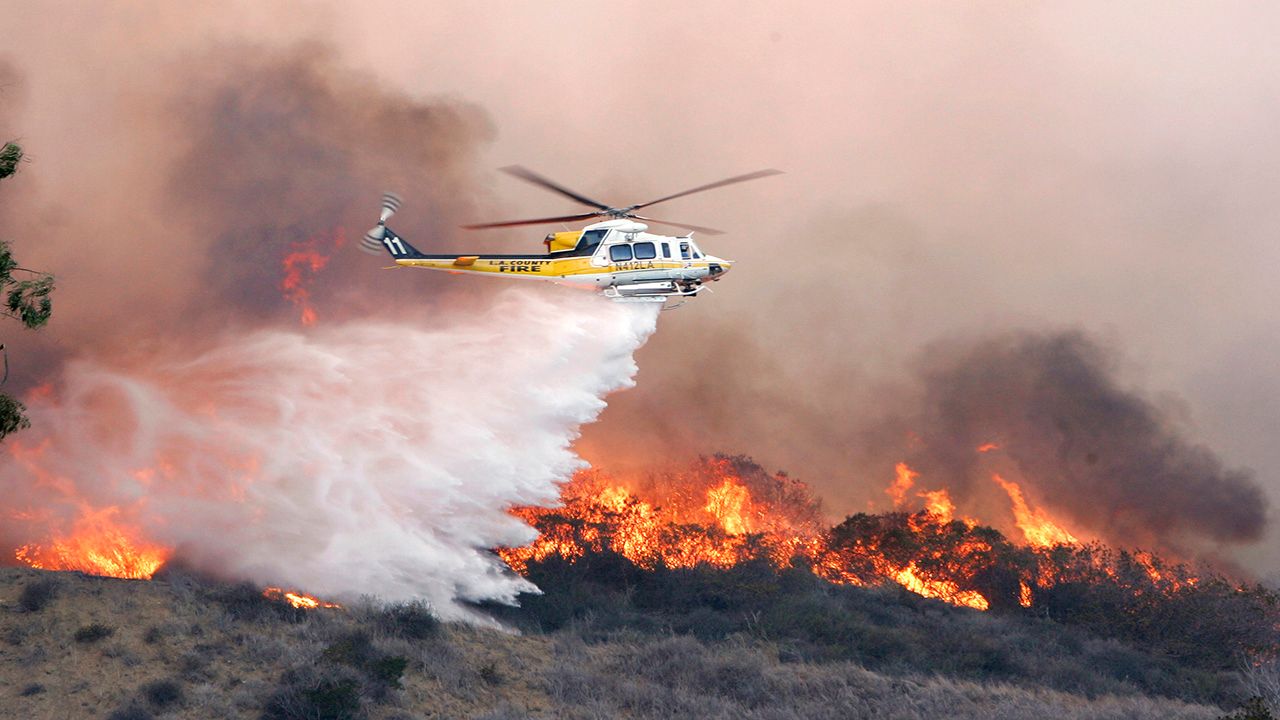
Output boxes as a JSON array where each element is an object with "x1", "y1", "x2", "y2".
[
  {"x1": 280, "y1": 229, "x2": 344, "y2": 326},
  {"x1": 500, "y1": 459, "x2": 996, "y2": 610},
  {"x1": 891, "y1": 563, "x2": 989, "y2": 611},
  {"x1": 15, "y1": 505, "x2": 170, "y2": 580},
  {"x1": 498, "y1": 455, "x2": 1208, "y2": 615},
  {"x1": 7, "y1": 423, "x2": 1191, "y2": 619},
  {"x1": 263, "y1": 587, "x2": 342, "y2": 609},
  {"x1": 885, "y1": 461, "x2": 918, "y2": 508},
  {"x1": 992, "y1": 473, "x2": 1078, "y2": 548},
  {"x1": 705, "y1": 478, "x2": 751, "y2": 535},
  {"x1": 917, "y1": 488, "x2": 956, "y2": 524},
  {"x1": 500, "y1": 460, "x2": 825, "y2": 574}
]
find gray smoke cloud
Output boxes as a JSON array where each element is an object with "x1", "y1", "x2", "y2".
[
  {"x1": 166, "y1": 42, "x2": 496, "y2": 325},
  {"x1": 900, "y1": 331, "x2": 1266, "y2": 549}
]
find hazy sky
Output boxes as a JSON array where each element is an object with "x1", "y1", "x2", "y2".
[{"x1": 2, "y1": 1, "x2": 1278, "y2": 570}]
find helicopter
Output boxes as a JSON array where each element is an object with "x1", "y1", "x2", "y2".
[{"x1": 361, "y1": 166, "x2": 781, "y2": 302}]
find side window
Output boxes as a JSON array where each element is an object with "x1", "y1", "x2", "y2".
[
  {"x1": 661, "y1": 243, "x2": 671, "y2": 259},
  {"x1": 609, "y1": 244, "x2": 633, "y2": 262},
  {"x1": 634, "y1": 242, "x2": 657, "y2": 260},
  {"x1": 679, "y1": 242, "x2": 691, "y2": 260}
]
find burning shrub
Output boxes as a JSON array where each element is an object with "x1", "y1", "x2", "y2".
[
  {"x1": 208, "y1": 581, "x2": 306, "y2": 624},
  {"x1": 17, "y1": 576, "x2": 58, "y2": 612},
  {"x1": 492, "y1": 456, "x2": 1277, "y2": 705},
  {"x1": 1025, "y1": 544, "x2": 1279, "y2": 671},
  {"x1": 498, "y1": 455, "x2": 1278, "y2": 687}
]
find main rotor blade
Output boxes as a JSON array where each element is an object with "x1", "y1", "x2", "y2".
[
  {"x1": 628, "y1": 169, "x2": 783, "y2": 212},
  {"x1": 461, "y1": 212, "x2": 602, "y2": 230},
  {"x1": 630, "y1": 215, "x2": 725, "y2": 235},
  {"x1": 500, "y1": 165, "x2": 612, "y2": 211}
]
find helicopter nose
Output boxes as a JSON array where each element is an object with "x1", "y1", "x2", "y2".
[{"x1": 708, "y1": 257, "x2": 733, "y2": 277}]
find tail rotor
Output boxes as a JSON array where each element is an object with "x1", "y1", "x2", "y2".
[{"x1": 360, "y1": 192, "x2": 403, "y2": 255}]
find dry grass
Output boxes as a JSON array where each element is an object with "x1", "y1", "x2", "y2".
[
  {"x1": 0, "y1": 567, "x2": 1234, "y2": 719},
  {"x1": 542, "y1": 633, "x2": 1223, "y2": 720}
]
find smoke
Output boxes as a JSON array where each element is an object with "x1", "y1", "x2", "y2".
[
  {"x1": 166, "y1": 43, "x2": 496, "y2": 327},
  {"x1": 0, "y1": 38, "x2": 496, "y2": 372},
  {"x1": 894, "y1": 331, "x2": 1267, "y2": 551},
  {"x1": 2, "y1": 289, "x2": 659, "y2": 618},
  {"x1": 2, "y1": 2, "x2": 1278, "y2": 585}
]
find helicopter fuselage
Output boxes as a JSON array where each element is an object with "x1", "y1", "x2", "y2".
[{"x1": 382, "y1": 219, "x2": 733, "y2": 301}]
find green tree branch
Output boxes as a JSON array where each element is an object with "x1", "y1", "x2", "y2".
[{"x1": 0, "y1": 141, "x2": 55, "y2": 440}]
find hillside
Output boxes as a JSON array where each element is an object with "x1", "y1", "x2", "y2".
[{"x1": 0, "y1": 566, "x2": 1245, "y2": 720}]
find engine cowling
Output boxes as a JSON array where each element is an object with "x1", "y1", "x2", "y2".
[{"x1": 544, "y1": 231, "x2": 583, "y2": 253}]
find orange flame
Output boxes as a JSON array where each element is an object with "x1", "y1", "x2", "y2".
[
  {"x1": 501, "y1": 467, "x2": 785, "y2": 574},
  {"x1": 917, "y1": 488, "x2": 956, "y2": 523},
  {"x1": 15, "y1": 505, "x2": 170, "y2": 579},
  {"x1": 885, "y1": 462, "x2": 918, "y2": 508},
  {"x1": 263, "y1": 587, "x2": 342, "y2": 609},
  {"x1": 976, "y1": 442, "x2": 1000, "y2": 453},
  {"x1": 992, "y1": 474, "x2": 1078, "y2": 548},
  {"x1": 280, "y1": 229, "x2": 344, "y2": 326},
  {"x1": 501, "y1": 461, "x2": 994, "y2": 611},
  {"x1": 705, "y1": 477, "x2": 751, "y2": 535},
  {"x1": 893, "y1": 563, "x2": 989, "y2": 611}
]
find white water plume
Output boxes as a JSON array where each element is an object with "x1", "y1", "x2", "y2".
[{"x1": 0, "y1": 289, "x2": 660, "y2": 619}]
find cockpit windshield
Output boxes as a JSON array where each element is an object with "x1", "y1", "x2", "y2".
[
  {"x1": 679, "y1": 240, "x2": 702, "y2": 260},
  {"x1": 575, "y1": 229, "x2": 609, "y2": 253}
]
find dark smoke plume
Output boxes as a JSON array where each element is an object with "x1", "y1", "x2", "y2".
[
  {"x1": 902, "y1": 330, "x2": 1267, "y2": 549},
  {"x1": 167, "y1": 42, "x2": 496, "y2": 327},
  {"x1": 0, "y1": 41, "x2": 498, "y2": 383}
]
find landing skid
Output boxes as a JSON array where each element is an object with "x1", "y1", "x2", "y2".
[
  {"x1": 609, "y1": 296, "x2": 668, "y2": 304},
  {"x1": 603, "y1": 281, "x2": 705, "y2": 303}
]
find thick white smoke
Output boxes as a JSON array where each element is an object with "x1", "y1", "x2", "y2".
[{"x1": 1, "y1": 289, "x2": 660, "y2": 619}]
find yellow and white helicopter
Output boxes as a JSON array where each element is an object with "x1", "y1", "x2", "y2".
[{"x1": 361, "y1": 166, "x2": 781, "y2": 302}]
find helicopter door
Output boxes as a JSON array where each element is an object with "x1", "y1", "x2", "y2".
[
  {"x1": 589, "y1": 230, "x2": 614, "y2": 266},
  {"x1": 679, "y1": 241, "x2": 691, "y2": 260}
]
